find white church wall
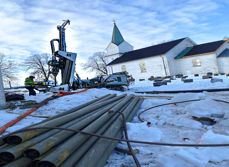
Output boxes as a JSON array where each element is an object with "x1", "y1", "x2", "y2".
[
  {"x1": 106, "y1": 43, "x2": 120, "y2": 64},
  {"x1": 216, "y1": 41, "x2": 229, "y2": 74},
  {"x1": 217, "y1": 57, "x2": 229, "y2": 73},
  {"x1": 175, "y1": 54, "x2": 219, "y2": 75},
  {"x1": 215, "y1": 41, "x2": 229, "y2": 56},
  {"x1": 106, "y1": 41, "x2": 133, "y2": 65},
  {"x1": 166, "y1": 38, "x2": 195, "y2": 75},
  {"x1": 106, "y1": 42, "x2": 119, "y2": 55},
  {"x1": 118, "y1": 41, "x2": 133, "y2": 53},
  {"x1": 109, "y1": 56, "x2": 168, "y2": 81}
]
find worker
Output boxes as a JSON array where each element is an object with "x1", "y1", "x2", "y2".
[{"x1": 24, "y1": 76, "x2": 36, "y2": 96}]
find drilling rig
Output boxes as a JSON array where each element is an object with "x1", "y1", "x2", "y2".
[
  {"x1": 48, "y1": 20, "x2": 81, "y2": 89},
  {"x1": 48, "y1": 20, "x2": 132, "y2": 91}
]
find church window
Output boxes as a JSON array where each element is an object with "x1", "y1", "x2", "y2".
[
  {"x1": 192, "y1": 59, "x2": 201, "y2": 67},
  {"x1": 139, "y1": 62, "x2": 147, "y2": 73},
  {"x1": 121, "y1": 65, "x2": 126, "y2": 72}
]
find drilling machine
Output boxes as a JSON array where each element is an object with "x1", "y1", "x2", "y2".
[
  {"x1": 48, "y1": 20, "x2": 82, "y2": 90},
  {"x1": 48, "y1": 20, "x2": 132, "y2": 91}
]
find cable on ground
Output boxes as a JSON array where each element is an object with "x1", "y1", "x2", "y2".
[
  {"x1": 137, "y1": 99, "x2": 202, "y2": 122},
  {"x1": 117, "y1": 111, "x2": 141, "y2": 167},
  {"x1": 6, "y1": 126, "x2": 229, "y2": 147}
]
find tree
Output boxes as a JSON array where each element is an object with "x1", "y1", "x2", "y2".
[
  {"x1": 24, "y1": 53, "x2": 51, "y2": 81},
  {"x1": 0, "y1": 53, "x2": 18, "y2": 85},
  {"x1": 0, "y1": 64, "x2": 6, "y2": 106},
  {"x1": 83, "y1": 52, "x2": 108, "y2": 76}
]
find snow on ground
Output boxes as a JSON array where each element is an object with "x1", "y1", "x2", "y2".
[
  {"x1": 1, "y1": 77, "x2": 229, "y2": 167},
  {"x1": 0, "y1": 88, "x2": 124, "y2": 136},
  {"x1": 130, "y1": 74, "x2": 229, "y2": 92}
]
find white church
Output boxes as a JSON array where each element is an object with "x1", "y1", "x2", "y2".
[{"x1": 105, "y1": 23, "x2": 229, "y2": 80}]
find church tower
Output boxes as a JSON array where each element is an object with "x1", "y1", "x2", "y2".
[{"x1": 106, "y1": 23, "x2": 133, "y2": 65}]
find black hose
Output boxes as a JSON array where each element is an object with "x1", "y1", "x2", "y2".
[
  {"x1": 5, "y1": 126, "x2": 229, "y2": 147},
  {"x1": 137, "y1": 99, "x2": 201, "y2": 122}
]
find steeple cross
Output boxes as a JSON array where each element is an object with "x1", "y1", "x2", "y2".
[{"x1": 112, "y1": 19, "x2": 116, "y2": 24}]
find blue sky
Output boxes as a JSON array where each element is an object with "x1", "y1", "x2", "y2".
[{"x1": 0, "y1": 0, "x2": 229, "y2": 81}]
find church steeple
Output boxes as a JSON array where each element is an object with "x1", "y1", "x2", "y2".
[
  {"x1": 106, "y1": 22, "x2": 133, "y2": 68},
  {"x1": 111, "y1": 23, "x2": 124, "y2": 45}
]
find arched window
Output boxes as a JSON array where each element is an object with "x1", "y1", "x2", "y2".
[
  {"x1": 139, "y1": 62, "x2": 147, "y2": 73},
  {"x1": 121, "y1": 65, "x2": 126, "y2": 72},
  {"x1": 192, "y1": 59, "x2": 201, "y2": 67}
]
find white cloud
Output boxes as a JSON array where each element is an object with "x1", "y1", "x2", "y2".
[{"x1": 0, "y1": 0, "x2": 227, "y2": 85}]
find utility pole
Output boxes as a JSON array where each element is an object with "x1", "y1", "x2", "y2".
[{"x1": 0, "y1": 64, "x2": 6, "y2": 107}]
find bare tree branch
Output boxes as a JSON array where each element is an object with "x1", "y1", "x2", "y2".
[
  {"x1": 83, "y1": 52, "x2": 108, "y2": 76},
  {"x1": 0, "y1": 53, "x2": 18, "y2": 85},
  {"x1": 23, "y1": 53, "x2": 51, "y2": 81}
]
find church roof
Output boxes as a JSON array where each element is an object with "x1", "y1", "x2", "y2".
[
  {"x1": 218, "y1": 49, "x2": 229, "y2": 57},
  {"x1": 108, "y1": 38, "x2": 186, "y2": 65},
  {"x1": 175, "y1": 40, "x2": 226, "y2": 59},
  {"x1": 111, "y1": 23, "x2": 124, "y2": 45}
]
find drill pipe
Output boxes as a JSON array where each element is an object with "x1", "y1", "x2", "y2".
[
  {"x1": 3, "y1": 94, "x2": 113, "y2": 144},
  {"x1": 3, "y1": 94, "x2": 125, "y2": 144},
  {"x1": 30, "y1": 146, "x2": 59, "y2": 167},
  {"x1": 24, "y1": 98, "x2": 123, "y2": 159},
  {"x1": 0, "y1": 107, "x2": 101, "y2": 162},
  {"x1": 0, "y1": 140, "x2": 3, "y2": 147},
  {"x1": 2, "y1": 157, "x2": 31, "y2": 167},
  {"x1": 59, "y1": 98, "x2": 133, "y2": 167},
  {"x1": 0, "y1": 144, "x2": 9, "y2": 149},
  {"x1": 74, "y1": 97, "x2": 140, "y2": 167},
  {"x1": 26, "y1": 94, "x2": 114, "y2": 130},
  {"x1": 95, "y1": 129, "x2": 123, "y2": 167},
  {"x1": 126, "y1": 98, "x2": 144, "y2": 122},
  {"x1": 0, "y1": 159, "x2": 6, "y2": 166},
  {"x1": 95, "y1": 99, "x2": 144, "y2": 167},
  {"x1": 38, "y1": 95, "x2": 134, "y2": 167},
  {"x1": 2, "y1": 94, "x2": 114, "y2": 145},
  {"x1": 35, "y1": 94, "x2": 114, "y2": 125}
]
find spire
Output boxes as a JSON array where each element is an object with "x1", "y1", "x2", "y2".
[{"x1": 111, "y1": 22, "x2": 124, "y2": 45}]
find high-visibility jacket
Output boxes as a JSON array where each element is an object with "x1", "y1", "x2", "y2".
[{"x1": 24, "y1": 77, "x2": 34, "y2": 86}]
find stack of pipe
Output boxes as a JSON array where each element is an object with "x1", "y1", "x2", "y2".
[{"x1": 0, "y1": 94, "x2": 143, "y2": 167}]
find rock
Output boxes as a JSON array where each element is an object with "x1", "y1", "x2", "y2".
[
  {"x1": 162, "y1": 81, "x2": 168, "y2": 85},
  {"x1": 211, "y1": 78, "x2": 223, "y2": 83},
  {"x1": 194, "y1": 74, "x2": 199, "y2": 77},
  {"x1": 182, "y1": 76, "x2": 188, "y2": 79},
  {"x1": 214, "y1": 73, "x2": 219, "y2": 76},
  {"x1": 207, "y1": 72, "x2": 213, "y2": 76},
  {"x1": 148, "y1": 76, "x2": 154, "y2": 81},
  {"x1": 192, "y1": 116, "x2": 216, "y2": 126},
  {"x1": 176, "y1": 74, "x2": 183, "y2": 78},
  {"x1": 153, "y1": 81, "x2": 167, "y2": 86},
  {"x1": 153, "y1": 82, "x2": 162, "y2": 87},
  {"x1": 183, "y1": 79, "x2": 193, "y2": 83},
  {"x1": 5, "y1": 93, "x2": 24, "y2": 101},
  {"x1": 202, "y1": 75, "x2": 212, "y2": 79},
  {"x1": 154, "y1": 77, "x2": 163, "y2": 81},
  {"x1": 139, "y1": 79, "x2": 145, "y2": 81}
]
